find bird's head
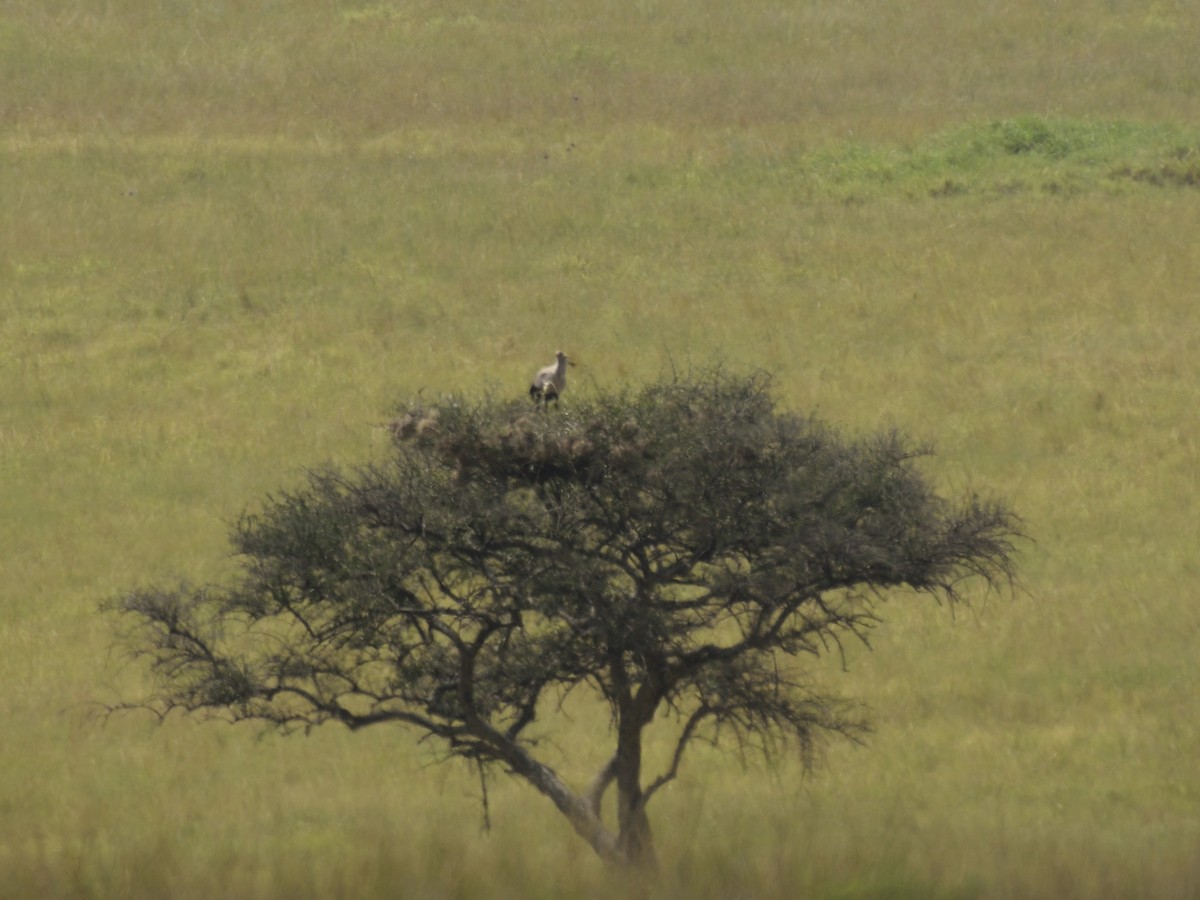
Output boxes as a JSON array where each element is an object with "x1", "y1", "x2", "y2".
[{"x1": 555, "y1": 350, "x2": 577, "y2": 366}]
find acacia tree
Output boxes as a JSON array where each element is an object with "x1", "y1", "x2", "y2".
[{"x1": 108, "y1": 370, "x2": 1019, "y2": 868}]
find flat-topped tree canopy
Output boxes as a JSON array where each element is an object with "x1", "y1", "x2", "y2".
[{"x1": 109, "y1": 368, "x2": 1021, "y2": 869}]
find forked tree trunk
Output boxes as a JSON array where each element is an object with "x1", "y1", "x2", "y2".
[
  {"x1": 512, "y1": 722, "x2": 660, "y2": 868},
  {"x1": 468, "y1": 716, "x2": 626, "y2": 865},
  {"x1": 469, "y1": 678, "x2": 664, "y2": 868},
  {"x1": 529, "y1": 756, "x2": 656, "y2": 869}
]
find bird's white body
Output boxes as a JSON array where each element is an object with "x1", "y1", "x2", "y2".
[{"x1": 530, "y1": 350, "x2": 570, "y2": 405}]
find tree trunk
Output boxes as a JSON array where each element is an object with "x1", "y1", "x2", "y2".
[
  {"x1": 616, "y1": 787, "x2": 656, "y2": 869},
  {"x1": 585, "y1": 752, "x2": 656, "y2": 869},
  {"x1": 467, "y1": 716, "x2": 625, "y2": 865},
  {"x1": 469, "y1": 676, "x2": 664, "y2": 868},
  {"x1": 613, "y1": 692, "x2": 659, "y2": 869}
]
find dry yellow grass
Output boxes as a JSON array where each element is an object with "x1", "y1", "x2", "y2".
[{"x1": 3, "y1": 0, "x2": 1200, "y2": 896}]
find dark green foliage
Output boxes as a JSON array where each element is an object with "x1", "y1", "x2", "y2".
[{"x1": 108, "y1": 369, "x2": 1020, "y2": 866}]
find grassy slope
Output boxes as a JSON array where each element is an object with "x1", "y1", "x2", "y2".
[{"x1": 2, "y1": 1, "x2": 1199, "y2": 897}]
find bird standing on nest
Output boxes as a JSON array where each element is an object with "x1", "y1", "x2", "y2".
[{"x1": 529, "y1": 350, "x2": 573, "y2": 407}]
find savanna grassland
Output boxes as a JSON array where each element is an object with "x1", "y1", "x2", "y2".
[{"x1": 3, "y1": 0, "x2": 1200, "y2": 897}]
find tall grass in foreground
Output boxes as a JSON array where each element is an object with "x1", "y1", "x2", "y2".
[{"x1": 3, "y1": 0, "x2": 1200, "y2": 895}]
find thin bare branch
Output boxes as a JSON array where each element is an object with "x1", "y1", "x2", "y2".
[{"x1": 643, "y1": 705, "x2": 712, "y2": 805}]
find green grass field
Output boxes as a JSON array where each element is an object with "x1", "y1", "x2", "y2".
[{"x1": 3, "y1": 1, "x2": 1199, "y2": 897}]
